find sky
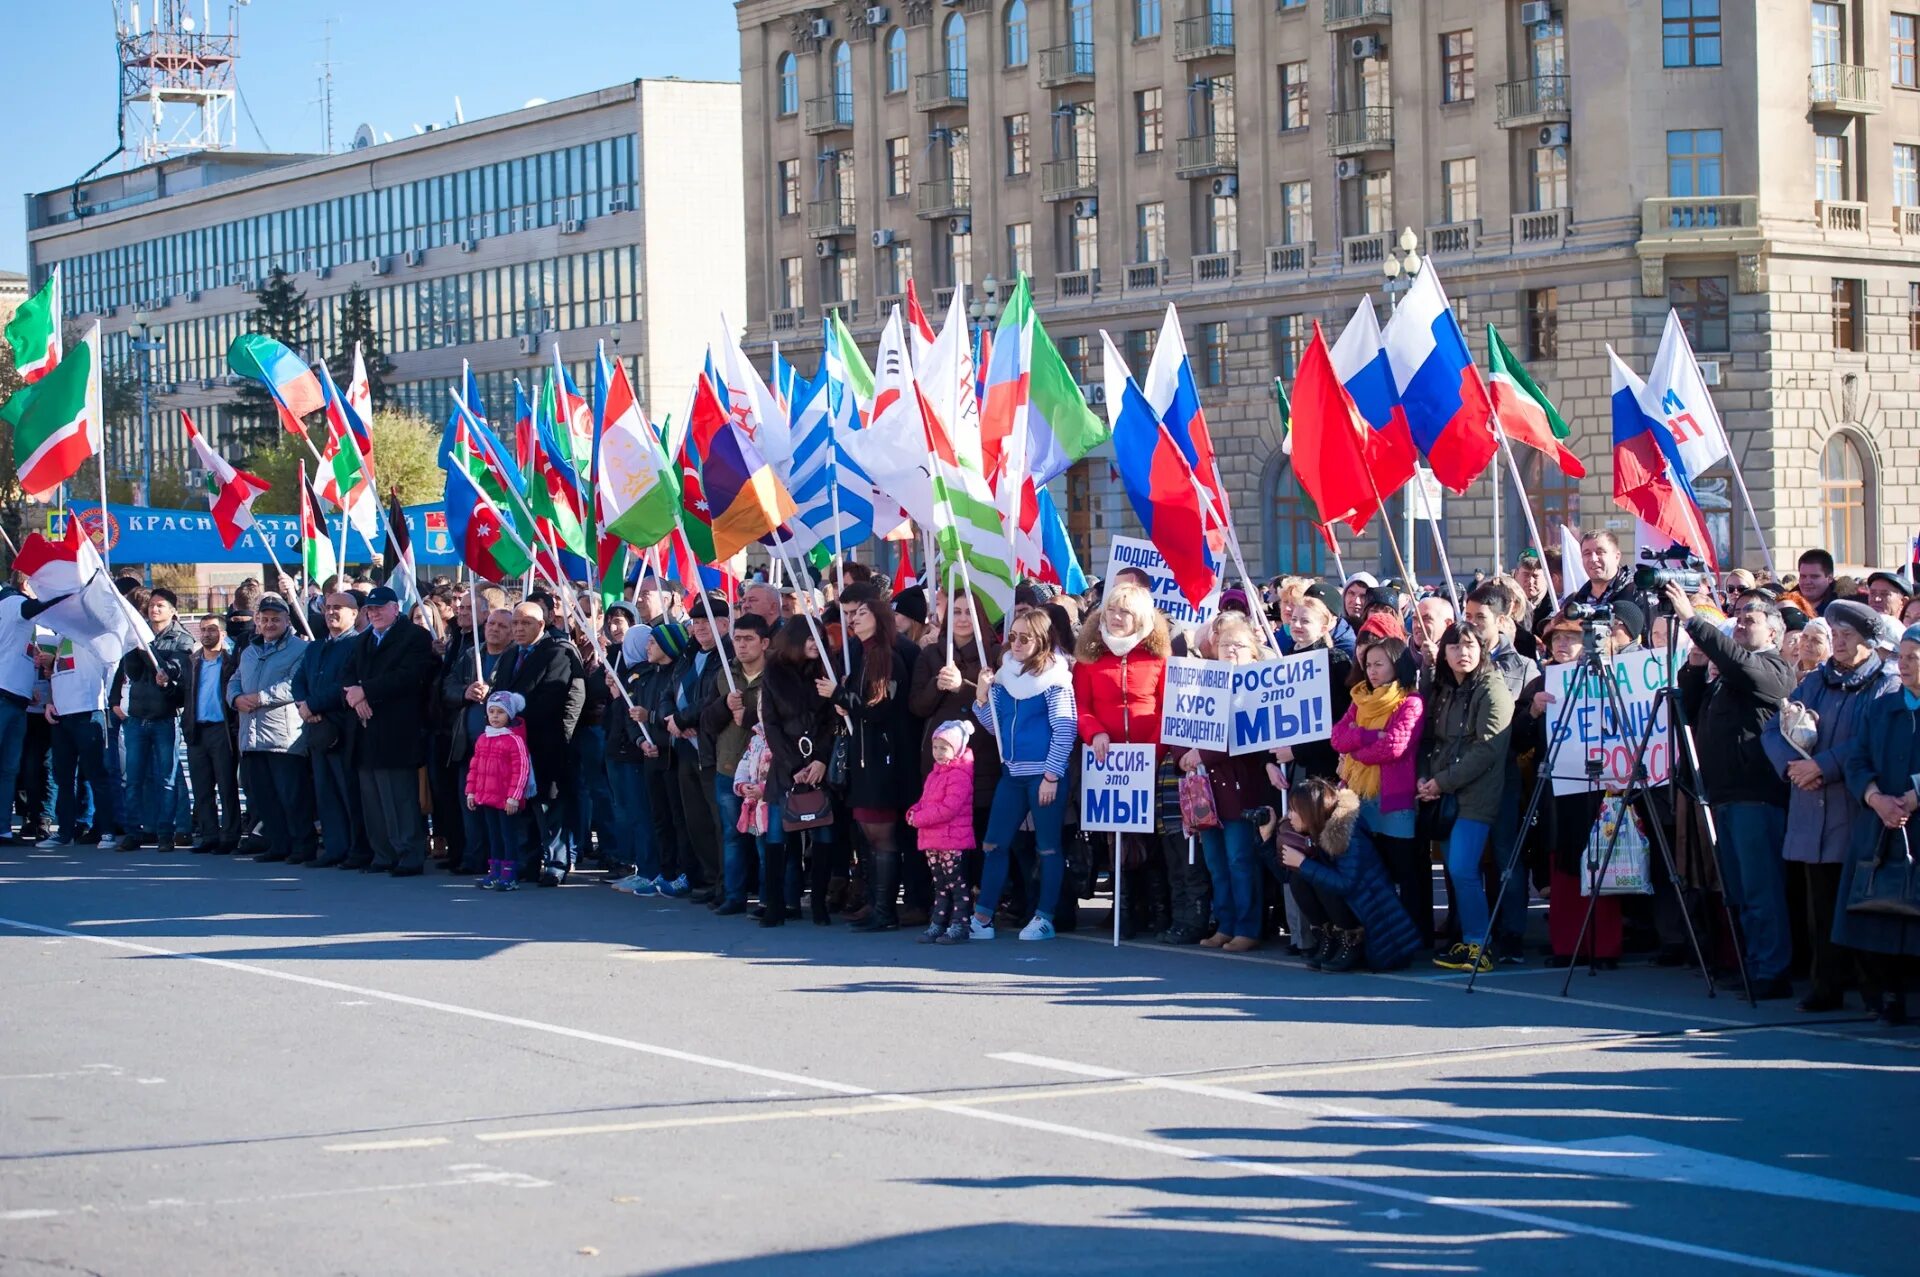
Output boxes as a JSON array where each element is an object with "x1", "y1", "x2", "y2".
[{"x1": 0, "y1": 0, "x2": 743, "y2": 273}]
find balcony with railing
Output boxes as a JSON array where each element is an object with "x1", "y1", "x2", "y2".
[
  {"x1": 914, "y1": 178, "x2": 972, "y2": 220},
  {"x1": 1816, "y1": 199, "x2": 1868, "y2": 233},
  {"x1": 1038, "y1": 42, "x2": 1094, "y2": 87},
  {"x1": 1639, "y1": 195, "x2": 1761, "y2": 245},
  {"x1": 1511, "y1": 207, "x2": 1569, "y2": 248},
  {"x1": 1124, "y1": 261, "x2": 1165, "y2": 292},
  {"x1": 1425, "y1": 220, "x2": 1480, "y2": 258},
  {"x1": 933, "y1": 286, "x2": 957, "y2": 311},
  {"x1": 1191, "y1": 252, "x2": 1237, "y2": 286},
  {"x1": 770, "y1": 307, "x2": 804, "y2": 334},
  {"x1": 1327, "y1": 107, "x2": 1393, "y2": 155},
  {"x1": 914, "y1": 68, "x2": 968, "y2": 111},
  {"x1": 1055, "y1": 269, "x2": 1098, "y2": 301},
  {"x1": 1899, "y1": 206, "x2": 1920, "y2": 238},
  {"x1": 1325, "y1": 0, "x2": 1391, "y2": 31},
  {"x1": 806, "y1": 197, "x2": 858, "y2": 238},
  {"x1": 804, "y1": 93, "x2": 854, "y2": 134},
  {"x1": 1809, "y1": 63, "x2": 1882, "y2": 114},
  {"x1": 1496, "y1": 75, "x2": 1571, "y2": 128},
  {"x1": 1342, "y1": 231, "x2": 1388, "y2": 269},
  {"x1": 1041, "y1": 155, "x2": 1099, "y2": 201},
  {"x1": 1174, "y1": 132, "x2": 1237, "y2": 178},
  {"x1": 1174, "y1": 12, "x2": 1235, "y2": 60},
  {"x1": 1266, "y1": 243, "x2": 1312, "y2": 275}
]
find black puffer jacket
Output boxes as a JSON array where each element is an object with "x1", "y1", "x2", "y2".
[
  {"x1": 1678, "y1": 616, "x2": 1796, "y2": 808},
  {"x1": 113, "y1": 620, "x2": 195, "y2": 720}
]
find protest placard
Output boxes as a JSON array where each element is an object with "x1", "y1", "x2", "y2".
[
  {"x1": 1105, "y1": 535, "x2": 1219, "y2": 627},
  {"x1": 1544, "y1": 651, "x2": 1673, "y2": 795},
  {"x1": 1160, "y1": 656, "x2": 1231, "y2": 751},
  {"x1": 1227, "y1": 648, "x2": 1334, "y2": 756},
  {"x1": 1079, "y1": 744, "x2": 1156, "y2": 833}
]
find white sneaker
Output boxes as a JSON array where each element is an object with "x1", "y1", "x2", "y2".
[
  {"x1": 630, "y1": 876, "x2": 660, "y2": 896},
  {"x1": 606, "y1": 872, "x2": 642, "y2": 892},
  {"x1": 1018, "y1": 916, "x2": 1056, "y2": 942},
  {"x1": 35, "y1": 836, "x2": 66, "y2": 849},
  {"x1": 97, "y1": 835, "x2": 123, "y2": 851},
  {"x1": 968, "y1": 916, "x2": 996, "y2": 941}
]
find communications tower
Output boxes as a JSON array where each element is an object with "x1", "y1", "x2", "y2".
[{"x1": 114, "y1": 1, "x2": 246, "y2": 163}]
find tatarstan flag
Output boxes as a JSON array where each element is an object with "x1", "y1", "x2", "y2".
[
  {"x1": 1486, "y1": 323, "x2": 1585, "y2": 478},
  {"x1": 12, "y1": 320, "x2": 102, "y2": 501}
]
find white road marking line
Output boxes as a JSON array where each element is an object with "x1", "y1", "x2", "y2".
[
  {"x1": 67, "y1": 913, "x2": 326, "y2": 927},
  {"x1": 0, "y1": 1063, "x2": 122, "y2": 1082},
  {"x1": 612, "y1": 950, "x2": 719, "y2": 963},
  {"x1": 0, "y1": 913, "x2": 1861, "y2": 1273},
  {"x1": 323, "y1": 1137, "x2": 451, "y2": 1153},
  {"x1": 0, "y1": 1163, "x2": 548, "y2": 1222}
]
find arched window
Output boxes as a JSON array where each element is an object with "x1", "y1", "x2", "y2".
[
  {"x1": 1262, "y1": 455, "x2": 1326, "y2": 577},
  {"x1": 1004, "y1": 1, "x2": 1029, "y2": 68},
  {"x1": 1821, "y1": 432, "x2": 1873, "y2": 564},
  {"x1": 885, "y1": 27, "x2": 908, "y2": 93},
  {"x1": 776, "y1": 53, "x2": 798, "y2": 116},
  {"x1": 832, "y1": 41, "x2": 853, "y2": 101},
  {"x1": 945, "y1": 13, "x2": 968, "y2": 73}
]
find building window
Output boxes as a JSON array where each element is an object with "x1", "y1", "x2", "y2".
[
  {"x1": 1005, "y1": 113, "x2": 1031, "y2": 176},
  {"x1": 1442, "y1": 157, "x2": 1478, "y2": 223},
  {"x1": 1265, "y1": 460, "x2": 1325, "y2": 577},
  {"x1": 1281, "y1": 180, "x2": 1311, "y2": 244},
  {"x1": 1136, "y1": 88, "x2": 1165, "y2": 152},
  {"x1": 1441, "y1": 31, "x2": 1475, "y2": 103},
  {"x1": 1279, "y1": 62, "x2": 1310, "y2": 131},
  {"x1": 1206, "y1": 194, "x2": 1238, "y2": 254},
  {"x1": 832, "y1": 41, "x2": 853, "y2": 105},
  {"x1": 1271, "y1": 314, "x2": 1306, "y2": 381},
  {"x1": 1198, "y1": 321, "x2": 1229, "y2": 387},
  {"x1": 886, "y1": 28, "x2": 909, "y2": 94},
  {"x1": 1070, "y1": 212, "x2": 1099, "y2": 271},
  {"x1": 1136, "y1": 201, "x2": 1166, "y2": 263},
  {"x1": 1910, "y1": 282, "x2": 1920, "y2": 349},
  {"x1": 1896, "y1": 14, "x2": 1919, "y2": 87},
  {"x1": 1361, "y1": 171, "x2": 1393, "y2": 234},
  {"x1": 1517, "y1": 453, "x2": 1582, "y2": 565},
  {"x1": 879, "y1": 242, "x2": 913, "y2": 296},
  {"x1": 1897, "y1": 144, "x2": 1920, "y2": 206},
  {"x1": 1006, "y1": 221, "x2": 1032, "y2": 278},
  {"x1": 1815, "y1": 133, "x2": 1849, "y2": 201},
  {"x1": 886, "y1": 137, "x2": 911, "y2": 197},
  {"x1": 1125, "y1": 327, "x2": 1157, "y2": 373},
  {"x1": 1059, "y1": 335, "x2": 1091, "y2": 385},
  {"x1": 1135, "y1": 0, "x2": 1162, "y2": 40},
  {"x1": 1832, "y1": 277, "x2": 1864, "y2": 350},
  {"x1": 834, "y1": 252, "x2": 858, "y2": 307},
  {"x1": 1663, "y1": 1, "x2": 1722, "y2": 68},
  {"x1": 1669, "y1": 275, "x2": 1730, "y2": 351},
  {"x1": 776, "y1": 159, "x2": 800, "y2": 216},
  {"x1": 1004, "y1": 0, "x2": 1029, "y2": 68},
  {"x1": 1526, "y1": 287, "x2": 1558, "y2": 360},
  {"x1": 1820, "y1": 433, "x2": 1870, "y2": 563},
  {"x1": 944, "y1": 12, "x2": 968, "y2": 74},
  {"x1": 780, "y1": 257, "x2": 803, "y2": 310},
  {"x1": 1813, "y1": 3, "x2": 1844, "y2": 71},
  {"x1": 1666, "y1": 128, "x2": 1723, "y2": 196},
  {"x1": 948, "y1": 229, "x2": 973, "y2": 288},
  {"x1": 776, "y1": 54, "x2": 799, "y2": 115}
]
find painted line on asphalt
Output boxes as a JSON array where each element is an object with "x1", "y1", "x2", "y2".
[
  {"x1": 1, "y1": 1163, "x2": 549, "y2": 1222},
  {"x1": 0, "y1": 912, "x2": 1861, "y2": 1274},
  {"x1": 322, "y1": 1137, "x2": 452, "y2": 1152}
]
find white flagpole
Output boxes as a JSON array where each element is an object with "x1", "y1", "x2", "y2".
[
  {"x1": 1494, "y1": 420, "x2": 1560, "y2": 610},
  {"x1": 1726, "y1": 455, "x2": 1776, "y2": 579},
  {"x1": 246, "y1": 520, "x2": 310, "y2": 638},
  {"x1": 1413, "y1": 469, "x2": 1462, "y2": 614}
]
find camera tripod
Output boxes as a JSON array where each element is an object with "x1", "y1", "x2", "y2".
[{"x1": 1467, "y1": 621, "x2": 1752, "y2": 1005}]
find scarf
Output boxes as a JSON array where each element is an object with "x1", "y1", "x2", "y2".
[
  {"x1": 1101, "y1": 621, "x2": 1146, "y2": 657},
  {"x1": 1337, "y1": 680, "x2": 1408, "y2": 800}
]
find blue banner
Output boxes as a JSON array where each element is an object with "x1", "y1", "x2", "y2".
[{"x1": 56, "y1": 503, "x2": 459, "y2": 567}]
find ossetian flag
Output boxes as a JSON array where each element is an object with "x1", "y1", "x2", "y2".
[{"x1": 1380, "y1": 262, "x2": 1497, "y2": 493}]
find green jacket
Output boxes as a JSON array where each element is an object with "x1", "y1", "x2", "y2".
[{"x1": 1419, "y1": 663, "x2": 1514, "y2": 826}]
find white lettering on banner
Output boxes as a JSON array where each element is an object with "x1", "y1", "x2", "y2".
[
  {"x1": 1159, "y1": 657, "x2": 1230, "y2": 750},
  {"x1": 1080, "y1": 744, "x2": 1155, "y2": 833},
  {"x1": 1228, "y1": 649, "x2": 1333, "y2": 756},
  {"x1": 1544, "y1": 652, "x2": 1673, "y2": 796},
  {"x1": 1104, "y1": 535, "x2": 1219, "y2": 628}
]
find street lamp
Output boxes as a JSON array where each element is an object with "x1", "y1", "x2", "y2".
[
  {"x1": 1380, "y1": 226, "x2": 1422, "y2": 311},
  {"x1": 969, "y1": 274, "x2": 1002, "y2": 344},
  {"x1": 127, "y1": 310, "x2": 167, "y2": 586}
]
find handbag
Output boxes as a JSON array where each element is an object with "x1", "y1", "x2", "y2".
[
  {"x1": 1846, "y1": 826, "x2": 1920, "y2": 919},
  {"x1": 1417, "y1": 793, "x2": 1459, "y2": 845},
  {"x1": 826, "y1": 731, "x2": 851, "y2": 790},
  {"x1": 1178, "y1": 766, "x2": 1220, "y2": 834},
  {"x1": 1580, "y1": 795, "x2": 1655, "y2": 896},
  {"x1": 782, "y1": 783, "x2": 833, "y2": 833}
]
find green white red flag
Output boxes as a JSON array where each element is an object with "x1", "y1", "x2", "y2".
[
  {"x1": 4, "y1": 268, "x2": 60, "y2": 384},
  {"x1": 182, "y1": 409, "x2": 271, "y2": 549},
  {"x1": 11, "y1": 319, "x2": 102, "y2": 501},
  {"x1": 1486, "y1": 323, "x2": 1585, "y2": 478}
]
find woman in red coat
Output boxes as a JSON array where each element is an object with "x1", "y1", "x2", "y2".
[{"x1": 1074, "y1": 582, "x2": 1176, "y2": 938}]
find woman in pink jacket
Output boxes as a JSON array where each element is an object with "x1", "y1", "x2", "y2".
[
  {"x1": 466, "y1": 691, "x2": 533, "y2": 891},
  {"x1": 1328, "y1": 636, "x2": 1428, "y2": 938},
  {"x1": 905, "y1": 720, "x2": 977, "y2": 945}
]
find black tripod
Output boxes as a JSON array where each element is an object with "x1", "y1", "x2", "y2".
[{"x1": 1467, "y1": 622, "x2": 1740, "y2": 1002}]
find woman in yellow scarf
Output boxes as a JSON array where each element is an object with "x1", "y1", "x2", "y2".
[{"x1": 1329, "y1": 636, "x2": 1431, "y2": 942}]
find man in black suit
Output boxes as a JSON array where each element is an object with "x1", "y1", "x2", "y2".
[
  {"x1": 342, "y1": 585, "x2": 437, "y2": 876},
  {"x1": 497, "y1": 600, "x2": 586, "y2": 885}
]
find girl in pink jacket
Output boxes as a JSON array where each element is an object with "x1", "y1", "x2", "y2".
[
  {"x1": 466, "y1": 691, "x2": 533, "y2": 891},
  {"x1": 906, "y1": 720, "x2": 976, "y2": 945}
]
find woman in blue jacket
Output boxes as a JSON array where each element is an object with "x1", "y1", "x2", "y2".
[
  {"x1": 970, "y1": 608, "x2": 1078, "y2": 942},
  {"x1": 1276, "y1": 777, "x2": 1422, "y2": 972}
]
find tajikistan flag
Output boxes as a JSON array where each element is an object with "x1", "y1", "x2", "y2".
[{"x1": 183, "y1": 410, "x2": 271, "y2": 549}]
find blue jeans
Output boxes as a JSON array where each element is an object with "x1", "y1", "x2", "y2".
[
  {"x1": 1445, "y1": 818, "x2": 1495, "y2": 947},
  {"x1": 713, "y1": 771, "x2": 753, "y2": 906},
  {"x1": 122, "y1": 716, "x2": 180, "y2": 837},
  {"x1": 1491, "y1": 763, "x2": 1529, "y2": 943},
  {"x1": 570, "y1": 725, "x2": 618, "y2": 861},
  {"x1": 0, "y1": 700, "x2": 27, "y2": 837},
  {"x1": 977, "y1": 775, "x2": 1067, "y2": 921},
  {"x1": 477, "y1": 804, "x2": 527, "y2": 864},
  {"x1": 1198, "y1": 819, "x2": 1264, "y2": 939},
  {"x1": 53, "y1": 712, "x2": 123, "y2": 838},
  {"x1": 1718, "y1": 802, "x2": 1791, "y2": 982},
  {"x1": 604, "y1": 758, "x2": 659, "y2": 879}
]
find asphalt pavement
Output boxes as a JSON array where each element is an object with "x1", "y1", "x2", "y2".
[{"x1": 2, "y1": 844, "x2": 1916, "y2": 1276}]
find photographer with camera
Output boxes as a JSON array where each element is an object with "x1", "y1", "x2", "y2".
[{"x1": 1666, "y1": 580, "x2": 1799, "y2": 999}]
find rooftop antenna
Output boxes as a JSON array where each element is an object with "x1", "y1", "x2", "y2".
[
  {"x1": 113, "y1": 0, "x2": 243, "y2": 164},
  {"x1": 314, "y1": 16, "x2": 336, "y2": 153}
]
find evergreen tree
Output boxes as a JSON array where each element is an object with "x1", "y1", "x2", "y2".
[
  {"x1": 230, "y1": 267, "x2": 313, "y2": 453},
  {"x1": 325, "y1": 283, "x2": 396, "y2": 409}
]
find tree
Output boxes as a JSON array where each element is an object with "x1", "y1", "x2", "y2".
[
  {"x1": 230, "y1": 267, "x2": 314, "y2": 454},
  {"x1": 246, "y1": 409, "x2": 443, "y2": 516},
  {"x1": 324, "y1": 283, "x2": 396, "y2": 409}
]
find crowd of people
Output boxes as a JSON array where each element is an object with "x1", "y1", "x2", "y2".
[{"x1": 3, "y1": 531, "x2": 1915, "y2": 1024}]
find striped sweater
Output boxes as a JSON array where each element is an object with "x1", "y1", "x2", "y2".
[{"x1": 976, "y1": 653, "x2": 1077, "y2": 780}]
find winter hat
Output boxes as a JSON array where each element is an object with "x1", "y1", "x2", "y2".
[
  {"x1": 651, "y1": 621, "x2": 692, "y2": 660},
  {"x1": 891, "y1": 586, "x2": 929, "y2": 626},
  {"x1": 1824, "y1": 599, "x2": 1880, "y2": 644},
  {"x1": 1903, "y1": 622, "x2": 1920, "y2": 647},
  {"x1": 1609, "y1": 599, "x2": 1649, "y2": 645},
  {"x1": 486, "y1": 690, "x2": 526, "y2": 718},
  {"x1": 1218, "y1": 587, "x2": 1251, "y2": 615},
  {"x1": 622, "y1": 623, "x2": 653, "y2": 667},
  {"x1": 1343, "y1": 571, "x2": 1379, "y2": 591},
  {"x1": 1359, "y1": 610, "x2": 1407, "y2": 641},
  {"x1": 1300, "y1": 581, "x2": 1343, "y2": 618},
  {"x1": 931, "y1": 719, "x2": 975, "y2": 755}
]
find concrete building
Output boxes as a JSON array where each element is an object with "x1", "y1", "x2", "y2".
[
  {"x1": 23, "y1": 78, "x2": 743, "y2": 484},
  {"x1": 736, "y1": 0, "x2": 1920, "y2": 580}
]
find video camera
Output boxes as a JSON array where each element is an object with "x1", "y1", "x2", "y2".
[{"x1": 1633, "y1": 544, "x2": 1711, "y2": 597}]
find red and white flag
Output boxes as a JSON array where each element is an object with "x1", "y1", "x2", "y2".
[{"x1": 182, "y1": 409, "x2": 271, "y2": 549}]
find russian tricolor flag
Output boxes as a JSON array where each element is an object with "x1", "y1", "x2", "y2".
[
  {"x1": 1102, "y1": 331, "x2": 1215, "y2": 608},
  {"x1": 1328, "y1": 296, "x2": 1419, "y2": 524},
  {"x1": 1381, "y1": 262, "x2": 1497, "y2": 493},
  {"x1": 1608, "y1": 346, "x2": 1718, "y2": 571}
]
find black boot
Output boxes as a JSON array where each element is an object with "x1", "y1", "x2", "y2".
[
  {"x1": 850, "y1": 852, "x2": 900, "y2": 931},
  {"x1": 1302, "y1": 925, "x2": 1328, "y2": 970},
  {"x1": 1322, "y1": 927, "x2": 1366, "y2": 973}
]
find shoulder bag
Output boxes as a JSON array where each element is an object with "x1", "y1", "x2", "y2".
[{"x1": 1846, "y1": 826, "x2": 1920, "y2": 919}]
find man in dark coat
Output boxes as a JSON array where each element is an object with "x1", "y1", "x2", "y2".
[
  {"x1": 497, "y1": 600, "x2": 586, "y2": 885},
  {"x1": 342, "y1": 586, "x2": 437, "y2": 876},
  {"x1": 293, "y1": 591, "x2": 372, "y2": 869},
  {"x1": 180, "y1": 613, "x2": 241, "y2": 852}
]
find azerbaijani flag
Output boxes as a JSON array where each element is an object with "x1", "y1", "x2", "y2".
[
  {"x1": 1486, "y1": 323, "x2": 1585, "y2": 478},
  {"x1": 182, "y1": 409, "x2": 270, "y2": 550},
  {"x1": 4, "y1": 267, "x2": 60, "y2": 385},
  {"x1": 227, "y1": 334, "x2": 326, "y2": 436},
  {"x1": 443, "y1": 390, "x2": 536, "y2": 582},
  {"x1": 12, "y1": 320, "x2": 102, "y2": 502}
]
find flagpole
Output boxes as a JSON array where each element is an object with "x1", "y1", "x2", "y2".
[
  {"x1": 673, "y1": 519, "x2": 739, "y2": 697},
  {"x1": 1412, "y1": 471, "x2": 1461, "y2": 613},
  {"x1": 247, "y1": 520, "x2": 311, "y2": 638},
  {"x1": 769, "y1": 534, "x2": 838, "y2": 687},
  {"x1": 1492, "y1": 418, "x2": 1560, "y2": 610},
  {"x1": 1725, "y1": 454, "x2": 1776, "y2": 579},
  {"x1": 469, "y1": 580, "x2": 485, "y2": 682},
  {"x1": 1491, "y1": 451, "x2": 1503, "y2": 576},
  {"x1": 952, "y1": 554, "x2": 1000, "y2": 746},
  {"x1": 1321, "y1": 524, "x2": 1348, "y2": 585},
  {"x1": 944, "y1": 561, "x2": 956, "y2": 666},
  {"x1": 1358, "y1": 464, "x2": 1417, "y2": 600}
]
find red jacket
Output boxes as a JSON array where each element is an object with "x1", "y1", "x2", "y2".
[
  {"x1": 907, "y1": 751, "x2": 975, "y2": 851},
  {"x1": 1073, "y1": 648, "x2": 1166, "y2": 748},
  {"x1": 465, "y1": 721, "x2": 532, "y2": 810}
]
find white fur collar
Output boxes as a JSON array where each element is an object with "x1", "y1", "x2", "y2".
[{"x1": 996, "y1": 651, "x2": 1072, "y2": 698}]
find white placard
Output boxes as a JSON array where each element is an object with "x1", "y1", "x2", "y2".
[
  {"x1": 1159, "y1": 656, "x2": 1232, "y2": 751},
  {"x1": 1105, "y1": 534, "x2": 1220, "y2": 628},
  {"x1": 1079, "y1": 744, "x2": 1155, "y2": 833},
  {"x1": 1543, "y1": 651, "x2": 1674, "y2": 796},
  {"x1": 1227, "y1": 649, "x2": 1334, "y2": 756}
]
